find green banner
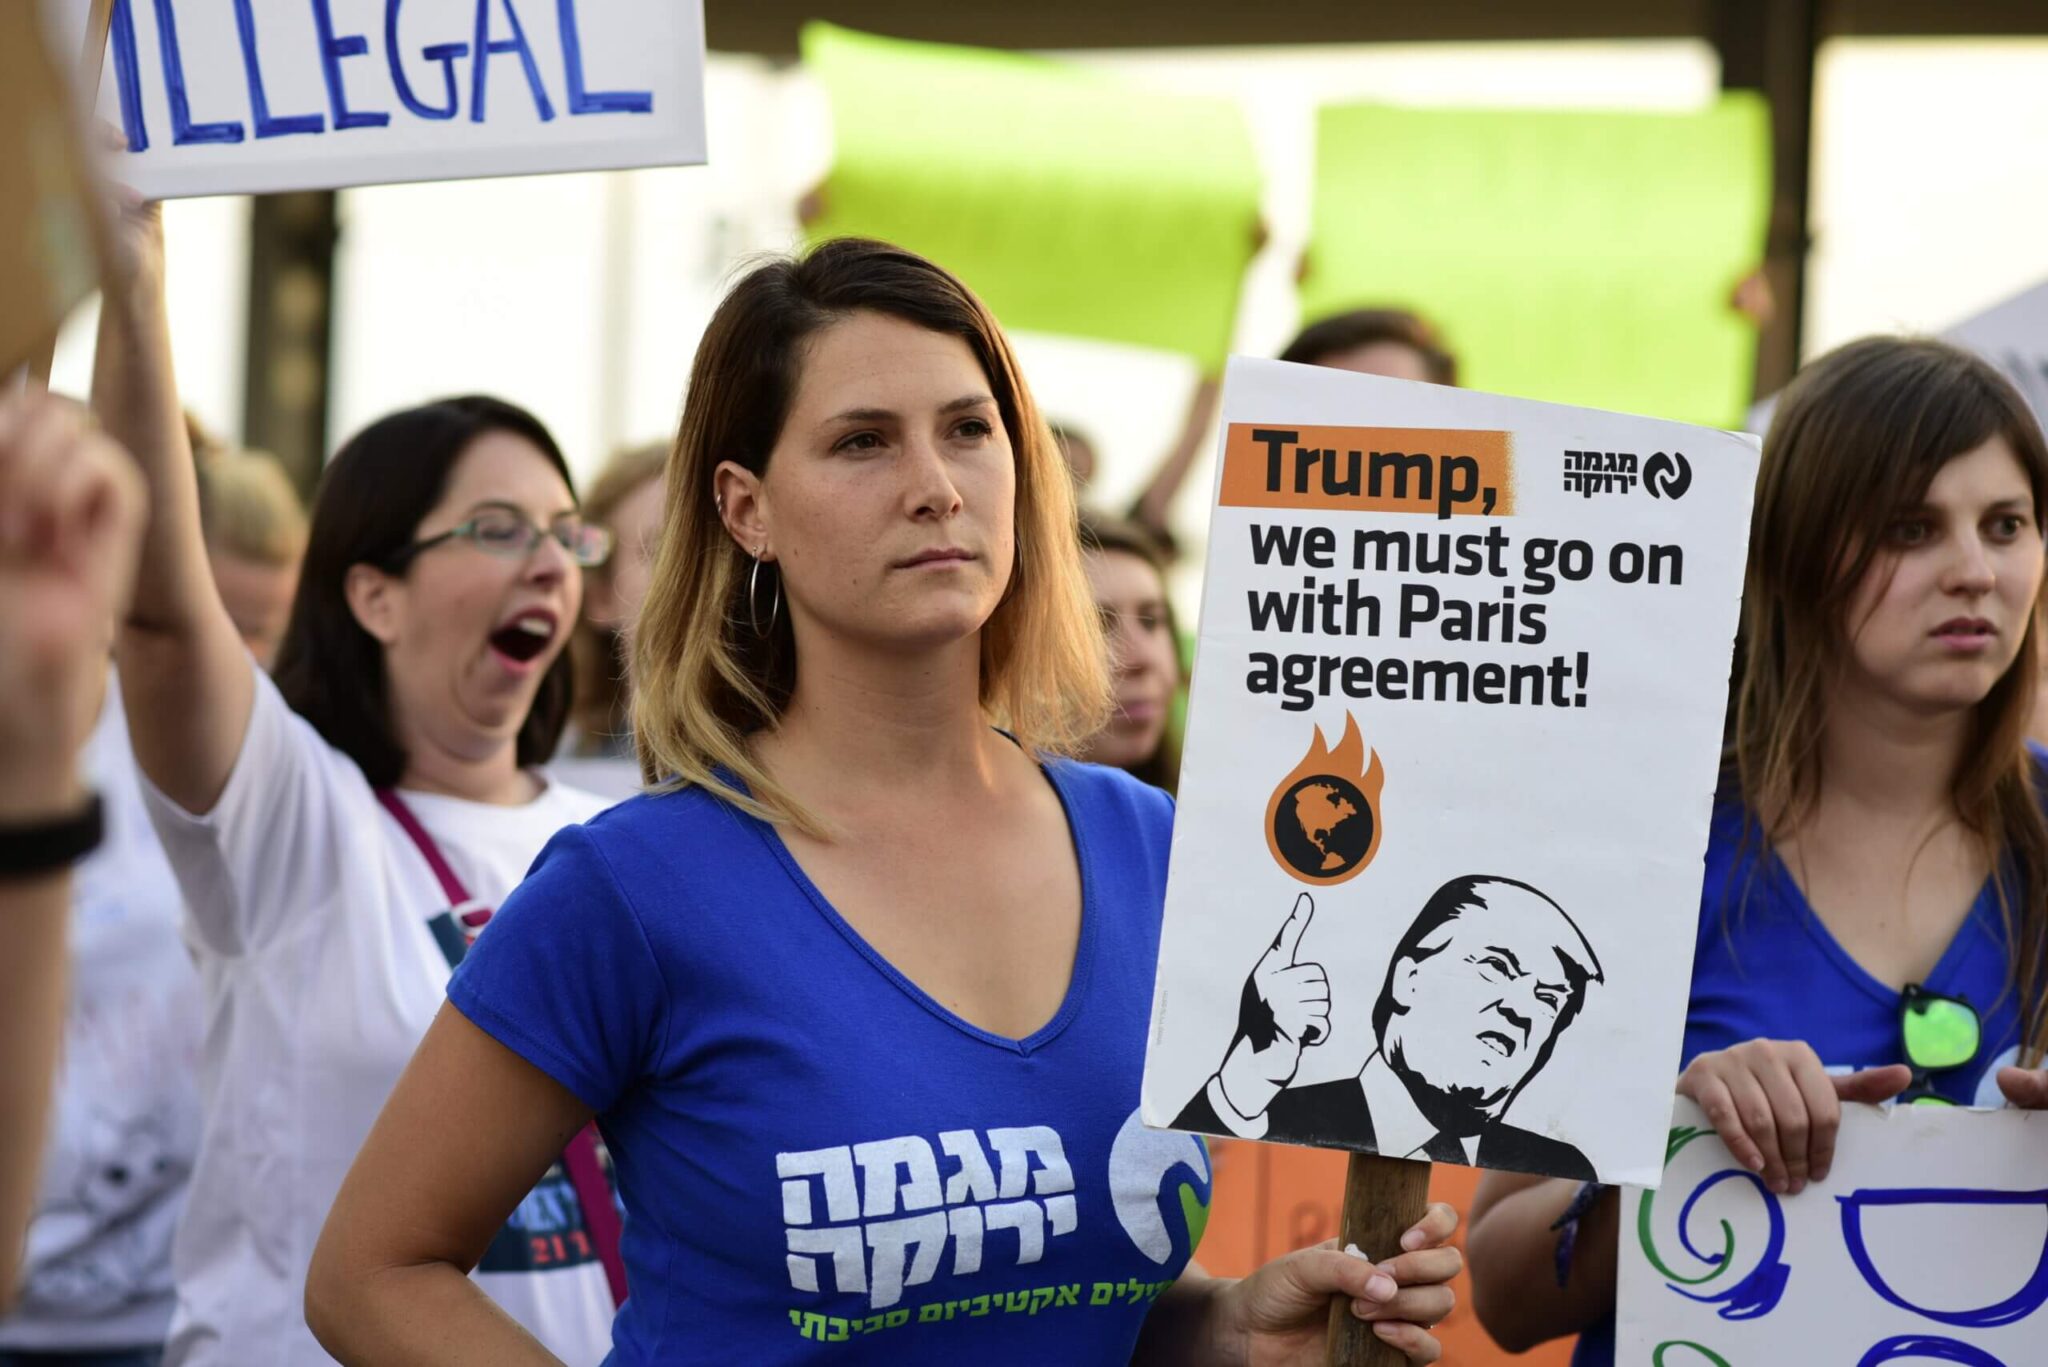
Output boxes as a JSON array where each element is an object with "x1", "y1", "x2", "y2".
[
  {"x1": 802, "y1": 23, "x2": 1262, "y2": 372},
  {"x1": 1302, "y1": 96, "x2": 1771, "y2": 428}
]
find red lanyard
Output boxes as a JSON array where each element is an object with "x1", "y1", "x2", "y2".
[{"x1": 376, "y1": 788, "x2": 628, "y2": 1307}]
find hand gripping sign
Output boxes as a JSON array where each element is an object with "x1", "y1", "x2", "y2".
[
  {"x1": 41, "y1": 0, "x2": 707, "y2": 198},
  {"x1": 1141, "y1": 357, "x2": 1759, "y2": 1192}
]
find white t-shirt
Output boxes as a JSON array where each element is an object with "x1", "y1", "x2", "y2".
[
  {"x1": 139, "y1": 666, "x2": 613, "y2": 1367},
  {"x1": 0, "y1": 682, "x2": 202, "y2": 1351}
]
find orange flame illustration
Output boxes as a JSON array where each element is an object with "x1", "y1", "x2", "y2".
[{"x1": 1263, "y1": 714, "x2": 1385, "y2": 887}]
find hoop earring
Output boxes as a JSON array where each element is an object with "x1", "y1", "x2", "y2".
[{"x1": 749, "y1": 546, "x2": 781, "y2": 638}]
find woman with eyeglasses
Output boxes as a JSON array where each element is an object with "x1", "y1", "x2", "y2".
[
  {"x1": 92, "y1": 206, "x2": 622, "y2": 1366},
  {"x1": 1463, "y1": 336, "x2": 2048, "y2": 1364}
]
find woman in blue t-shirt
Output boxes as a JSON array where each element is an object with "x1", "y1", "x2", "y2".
[
  {"x1": 306, "y1": 238, "x2": 1464, "y2": 1365},
  {"x1": 1464, "y1": 335, "x2": 2048, "y2": 1364}
]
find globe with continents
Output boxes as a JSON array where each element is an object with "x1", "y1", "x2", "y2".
[{"x1": 1272, "y1": 774, "x2": 1374, "y2": 880}]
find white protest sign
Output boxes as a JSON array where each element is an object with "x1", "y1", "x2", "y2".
[
  {"x1": 42, "y1": 0, "x2": 706, "y2": 198},
  {"x1": 1139, "y1": 358, "x2": 1759, "y2": 1185},
  {"x1": 1947, "y1": 280, "x2": 2048, "y2": 426},
  {"x1": 1619, "y1": 1098, "x2": 2048, "y2": 1365},
  {"x1": 1748, "y1": 279, "x2": 2048, "y2": 436}
]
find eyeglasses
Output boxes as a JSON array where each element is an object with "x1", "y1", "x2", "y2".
[
  {"x1": 382, "y1": 502, "x2": 613, "y2": 571},
  {"x1": 1897, "y1": 983, "x2": 1981, "y2": 1108}
]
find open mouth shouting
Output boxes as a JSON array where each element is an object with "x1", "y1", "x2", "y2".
[
  {"x1": 1477, "y1": 1030, "x2": 1518, "y2": 1060},
  {"x1": 488, "y1": 609, "x2": 558, "y2": 672}
]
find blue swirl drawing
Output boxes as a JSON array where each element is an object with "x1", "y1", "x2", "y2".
[
  {"x1": 1636, "y1": 1126, "x2": 1790, "y2": 1320},
  {"x1": 1838, "y1": 1187, "x2": 2048, "y2": 1329},
  {"x1": 1856, "y1": 1334, "x2": 2008, "y2": 1365}
]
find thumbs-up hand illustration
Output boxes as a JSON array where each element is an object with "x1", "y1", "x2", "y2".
[{"x1": 1212, "y1": 894, "x2": 1330, "y2": 1122}]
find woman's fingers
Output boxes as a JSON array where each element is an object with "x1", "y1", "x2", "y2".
[
  {"x1": 1722, "y1": 1062, "x2": 1788, "y2": 1192},
  {"x1": 1789, "y1": 1050, "x2": 1846, "y2": 1185},
  {"x1": 1369, "y1": 1318, "x2": 1442, "y2": 1363},
  {"x1": 1401, "y1": 1200, "x2": 1458, "y2": 1252},
  {"x1": 1682, "y1": 1068, "x2": 1764, "y2": 1175},
  {"x1": 1754, "y1": 1051, "x2": 1815, "y2": 1193},
  {"x1": 1379, "y1": 1245, "x2": 1462, "y2": 1289},
  {"x1": 1, "y1": 400, "x2": 84, "y2": 552},
  {"x1": 1997, "y1": 1066, "x2": 2048, "y2": 1109},
  {"x1": 1351, "y1": 1283, "x2": 1455, "y2": 1326}
]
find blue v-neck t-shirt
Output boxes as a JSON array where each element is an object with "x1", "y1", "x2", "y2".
[{"x1": 447, "y1": 760, "x2": 1210, "y2": 1365}]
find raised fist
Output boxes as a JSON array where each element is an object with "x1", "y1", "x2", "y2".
[{"x1": 0, "y1": 390, "x2": 145, "y2": 813}]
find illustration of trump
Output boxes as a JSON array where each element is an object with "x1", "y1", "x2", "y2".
[{"x1": 1175, "y1": 876, "x2": 1604, "y2": 1178}]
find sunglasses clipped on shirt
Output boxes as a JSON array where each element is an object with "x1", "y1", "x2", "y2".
[
  {"x1": 382, "y1": 501, "x2": 614, "y2": 572},
  {"x1": 1897, "y1": 982, "x2": 1982, "y2": 1107}
]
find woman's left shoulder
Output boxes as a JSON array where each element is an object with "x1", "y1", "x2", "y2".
[{"x1": 1042, "y1": 757, "x2": 1175, "y2": 839}]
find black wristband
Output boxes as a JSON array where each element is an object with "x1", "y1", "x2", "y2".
[{"x1": 0, "y1": 793, "x2": 105, "y2": 880}]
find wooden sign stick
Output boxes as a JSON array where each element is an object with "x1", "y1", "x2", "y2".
[
  {"x1": 24, "y1": 0, "x2": 115, "y2": 389},
  {"x1": 1325, "y1": 1152, "x2": 1432, "y2": 1367}
]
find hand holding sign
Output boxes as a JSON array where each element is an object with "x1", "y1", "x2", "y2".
[
  {"x1": 1676, "y1": 1040, "x2": 1910, "y2": 1195},
  {"x1": 1214, "y1": 894, "x2": 1330, "y2": 1120}
]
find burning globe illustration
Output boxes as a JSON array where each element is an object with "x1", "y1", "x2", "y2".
[{"x1": 1264, "y1": 715, "x2": 1384, "y2": 886}]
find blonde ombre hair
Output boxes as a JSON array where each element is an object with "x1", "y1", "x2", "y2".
[{"x1": 631, "y1": 238, "x2": 1111, "y2": 834}]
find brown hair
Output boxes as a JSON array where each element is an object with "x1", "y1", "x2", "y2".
[
  {"x1": 630, "y1": 238, "x2": 1110, "y2": 834},
  {"x1": 1735, "y1": 335, "x2": 2048, "y2": 1061},
  {"x1": 568, "y1": 441, "x2": 668, "y2": 752},
  {"x1": 1079, "y1": 512, "x2": 1184, "y2": 793},
  {"x1": 1280, "y1": 308, "x2": 1458, "y2": 385}
]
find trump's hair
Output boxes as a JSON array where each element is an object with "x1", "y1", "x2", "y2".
[{"x1": 1373, "y1": 875, "x2": 1602, "y2": 1090}]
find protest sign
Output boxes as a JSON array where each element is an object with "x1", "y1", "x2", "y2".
[
  {"x1": 1619, "y1": 1098, "x2": 2048, "y2": 1364},
  {"x1": 41, "y1": 0, "x2": 707, "y2": 198},
  {"x1": 1302, "y1": 97, "x2": 1770, "y2": 430},
  {"x1": 1, "y1": 3, "x2": 106, "y2": 376},
  {"x1": 1140, "y1": 358, "x2": 1758, "y2": 1186},
  {"x1": 1747, "y1": 278, "x2": 2048, "y2": 437},
  {"x1": 1946, "y1": 280, "x2": 2048, "y2": 423},
  {"x1": 802, "y1": 23, "x2": 1262, "y2": 373}
]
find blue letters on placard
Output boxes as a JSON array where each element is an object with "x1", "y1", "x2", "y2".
[
  {"x1": 109, "y1": 0, "x2": 657, "y2": 158},
  {"x1": 232, "y1": 0, "x2": 323, "y2": 138},
  {"x1": 385, "y1": 0, "x2": 465, "y2": 120},
  {"x1": 310, "y1": 0, "x2": 393, "y2": 129},
  {"x1": 556, "y1": 0, "x2": 650, "y2": 114},
  {"x1": 471, "y1": 0, "x2": 556, "y2": 124},
  {"x1": 108, "y1": 0, "x2": 151, "y2": 152},
  {"x1": 152, "y1": 0, "x2": 244, "y2": 144}
]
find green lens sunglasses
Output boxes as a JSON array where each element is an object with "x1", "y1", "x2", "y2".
[{"x1": 1898, "y1": 983, "x2": 1982, "y2": 1107}]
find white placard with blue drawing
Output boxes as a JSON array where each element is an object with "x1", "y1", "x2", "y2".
[
  {"x1": 1618, "y1": 1097, "x2": 2048, "y2": 1366},
  {"x1": 44, "y1": 0, "x2": 706, "y2": 198}
]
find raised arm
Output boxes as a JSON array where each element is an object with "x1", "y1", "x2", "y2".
[
  {"x1": 96, "y1": 199, "x2": 253, "y2": 814},
  {"x1": 0, "y1": 391, "x2": 146, "y2": 1301},
  {"x1": 306, "y1": 1003, "x2": 593, "y2": 1365},
  {"x1": 1128, "y1": 376, "x2": 1221, "y2": 547}
]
